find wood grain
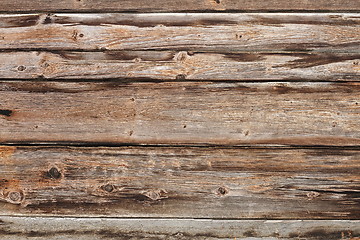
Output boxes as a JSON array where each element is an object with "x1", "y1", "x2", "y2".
[
  {"x1": 0, "y1": 51, "x2": 359, "y2": 80},
  {"x1": 0, "y1": 146, "x2": 359, "y2": 218},
  {"x1": 1, "y1": 217, "x2": 359, "y2": 239},
  {"x1": 1, "y1": 0, "x2": 360, "y2": 13},
  {"x1": 0, "y1": 81, "x2": 359, "y2": 145},
  {"x1": 0, "y1": 13, "x2": 359, "y2": 52}
]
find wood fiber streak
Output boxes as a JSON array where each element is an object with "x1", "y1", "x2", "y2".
[
  {"x1": 0, "y1": 13, "x2": 359, "y2": 52},
  {"x1": 0, "y1": 217, "x2": 359, "y2": 240},
  {"x1": 0, "y1": 81, "x2": 360, "y2": 145},
  {"x1": 0, "y1": 51, "x2": 359, "y2": 80},
  {"x1": 0, "y1": 146, "x2": 359, "y2": 218},
  {"x1": 1, "y1": 0, "x2": 360, "y2": 12}
]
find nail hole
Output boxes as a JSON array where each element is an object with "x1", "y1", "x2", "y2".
[
  {"x1": 0, "y1": 110, "x2": 13, "y2": 117},
  {"x1": 183, "y1": 125, "x2": 187, "y2": 128},
  {"x1": 79, "y1": 33, "x2": 84, "y2": 38},
  {"x1": 215, "y1": 0, "x2": 221, "y2": 4},
  {"x1": 17, "y1": 66, "x2": 26, "y2": 71},
  {"x1": 48, "y1": 167, "x2": 61, "y2": 179}
]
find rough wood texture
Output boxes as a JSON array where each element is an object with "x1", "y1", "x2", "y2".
[
  {"x1": 1, "y1": 0, "x2": 360, "y2": 13},
  {"x1": 0, "y1": 81, "x2": 359, "y2": 145},
  {"x1": 1, "y1": 51, "x2": 359, "y2": 81},
  {"x1": 1, "y1": 217, "x2": 359, "y2": 240},
  {"x1": 0, "y1": 146, "x2": 359, "y2": 218},
  {"x1": 0, "y1": 13, "x2": 359, "y2": 52}
]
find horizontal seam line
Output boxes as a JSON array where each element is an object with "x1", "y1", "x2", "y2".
[{"x1": 2, "y1": 143, "x2": 360, "y2": 150}]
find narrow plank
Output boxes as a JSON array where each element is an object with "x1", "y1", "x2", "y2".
[
  {"x1": 0, "y1": 51, "x2": 359, "y2": 80},
  {"x1": 1, "y1": 0, "x2": 360, "y2": 13},
  {"x1": 1, "y1": 217, "x2": 359, "y2": 240},
  {"x1": 0, "y1": 146, "x2": 359, "y2": 218},
  {"x1": 0, "y1": 13, "x2": 359, "y2": 52},
  {"x1": 0, "y1": 81, "x2": 359, "y2": 145}
]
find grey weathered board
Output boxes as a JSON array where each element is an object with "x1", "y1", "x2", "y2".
[
  {"x1": 1, "y1": 217, "x2": 359, "y2": 240},
  {"x1": 0, "y1": 81, "x2": 359, "y2": 145},
  {"x1": 1, "y1": 0, "x2": 360, "y2": 12},
  {"x1": 0, "y1": 1, "x2": 359, "y2": 239},
  {"x1": 0, "y1": 146, "x2": 359, "y2": 218}
]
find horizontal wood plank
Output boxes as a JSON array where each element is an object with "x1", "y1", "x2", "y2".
[
  {"x1": 0, "y1": 51, "x2": 359, "y2": 80},
  {"x1": 0, "y1": 13, "x2": 359, "y2": 52},
  {"x1": 1, "y1": 217, "x2": 359, "y2": 239},
  {"x1": 0, "y1": 81, "x2": 360, "y2": 145},
  {"x1": 0, "y1": 146, "x2": 359, "y2": 218},
  {"x1": 1, "y1": 0, "x2": 360, "y2": 13}
]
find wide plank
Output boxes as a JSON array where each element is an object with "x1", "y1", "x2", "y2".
[
  {"x1": 0, "y1": 81, "x2": 359, "y2": 145},
  {"x1": 1, "y1": 217, "x2": 359, "y2": 239},
  {"x1": 0, "y1": 13, "x2": 359, "y2": 52},
  {"x1": 0, "y1": 146, "x2": 359, "y2": 218},
  {"x1": 0, "y1": 51, "x2": 359, "y2": 80},
  {"x1": 1, "y1": 0, "x2": 360, "y2": 13}
]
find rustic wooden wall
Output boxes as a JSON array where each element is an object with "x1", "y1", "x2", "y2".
[{"x1": 0, "y1": 1, "x2": 359, "y2": 239}]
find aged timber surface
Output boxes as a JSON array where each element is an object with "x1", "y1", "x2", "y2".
[
  {"x1": 0, "y1": 146, "x2": 359, "y2": 218},
  {"x1": 0, "y1": 217, "x2": 359, "y2": 240},
  {"x1": 0, "y1": 81, "x2": 359, "y2": 145},
  {"x1": 1, "y1": 0, "x2": 360, "y2": 12},
  {"x1": 0, "y1": 51, "x2": 359, "y2": 81},
  {"x1": 0, "y1": 13, "x2": 359, "y2": 52}
]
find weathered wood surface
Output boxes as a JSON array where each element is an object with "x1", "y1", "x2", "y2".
[
  {"x1": 0, "y1": 13, "x2": 359, "y2": 52},
  {"x1": 0, "y1": 81, "x2": 359, "y2": 145},
  {"x1": 0, "y1": 146, "x2": 359, "y2": 218},
  {"x1": 1, "y1": 217, "x2": 359, "y2": 240},
  {"x1": 1, "y1": 51, "x2": 360, "y2": 81},
  {"x1": 1, "y1": 0, "x2": 360, "y2": 13}
]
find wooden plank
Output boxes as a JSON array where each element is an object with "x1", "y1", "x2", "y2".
[
  {"x1": 0, "y1": 13, "x2": 359, "y2": 52},
  {"x1": 1, "y1": 0, "x2": 360, "y2": 13},
  {"x1": 0, "y1": 81, "x2": 360, "y2": 145},
  {"x1": 0, "y1": 146, "x2": 359, "y2": 218},
  {"x1": 0, "y1": 51, "x2": 359, "y2": 80},
  {"x1": 1, "y1": 217, "x2": 359, "y2": 240}
]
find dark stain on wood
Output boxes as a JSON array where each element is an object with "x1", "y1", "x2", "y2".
[
  {"x1": 2, "y1": 14, "x2": 39, "y2": 28},
  {"x1": 289, "y1": 229, "x2": 353, "y2": 240},
  {"x1": 223, "y1": 53, "x2": 266, "y2": 62},
  {"x1": 278, "y1": 53, "x2": 360, "y2": 68},
  {"x1": 53, "y1": 16, "x2": 238, "y2": 27}
]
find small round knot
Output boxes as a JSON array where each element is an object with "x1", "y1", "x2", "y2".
[
  {"x1": 176, "y1": 74, "x2": 186, "y2": 80},
  {"x1": 7, "y1": 191, "x2": 24, "y2": 204},
  {"x1": 102, "y1": 184, "x2": 115, "y2": 193},
  {"x1": 48, "y1": 167, "x2": 61, "y2": 179},
  {"x1": 216, "y1": 186, "x2": 229, "y2": 196}
]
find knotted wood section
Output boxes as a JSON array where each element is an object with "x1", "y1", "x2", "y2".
[{"x1": 0, "y1": 146, "x2": 359, "y2": 218}]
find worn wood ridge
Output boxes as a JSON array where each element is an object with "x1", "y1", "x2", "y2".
[
  {"x1": 1, "y1": 0, "x2": 360, "y2": 13},
  {"x1": 0, "y1": 217, "x2": 359, "y2": 240},
  {"x1": 0, "y1": 81, "x2": 359, "y2": 146},
  {"x1": 0, "y1": 146, "x2": 359, "y2": 218},
  {"x1": 0, "y1": 13, "x2": 359, "y2": 52}
]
